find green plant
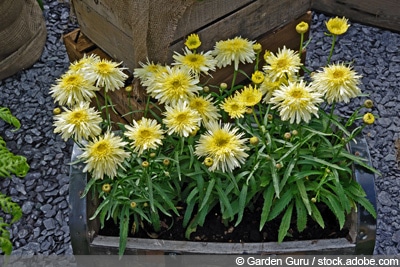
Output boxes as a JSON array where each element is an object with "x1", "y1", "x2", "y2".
[
  {"x1": 0, "y1": 107, "x2": 29, "y2": 255},
  {"x1": 52, "y1": 16, "x2": 379, "y2": 256}
]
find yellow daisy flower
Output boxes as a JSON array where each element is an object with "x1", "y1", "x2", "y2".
[
  {"x1": 173, "y1": 47, "x2": 217, "y2": 76},
  {"x1": 79, "y1": 131, "x2": 131, "y2": 180},
  {"x1": 86, "y1": 59, "x2": 128, "y2": 92},
  {"x1": 134, "y1": 58, "x2": 165, "y2": 86},
  {"x1": 53, "y1": 102, "x2": 102, "y2": 142},
  {"x1": 311, "y1": 63, "x2": 362, "y2": 104},
  {"x1": 50, "y1": 70, "x2": 99, "y2": 107},
  {"x1": 163, "y1": 100, "x2": 202, "y2": 137},
  {"x1": 194, "y1": 121, "x2": 249, "y2": 172},
  {"x1": 147, "y1": 66, "x2": 202, "y2": 105},
  {"x1": 236, "y1": 84, "x2": 263, "y2": 107},
  {"x1": 188, "y1": 95, "x2": 221, "y2": 124},
  {"x1": 185, "y1": 33, "x2": 201, "y2": 50},
  {"x1": 124, "y1": 118, "x2": 165, "y2": 156},
  {"x1": 213, "y1": 36, "x2": 256, "y2": 70},
  {"x1": 263, "y1": 46, "x2": 302, "y2": 82},
  {"x1": 69, "y1": 54, "x2": 100, "y2": 73},
  {"x1": 270, "y1": 80, "x2": 323, "y2": 124},
  {"x1": 220, "y1": 96, "x2": 247, "y2": 119},
  {"x1": 326, "y1": 16, "x2": 350, "y2": 35},
  {"x1": 260, "y1": 76, "x2": 290, "y2": 103}
]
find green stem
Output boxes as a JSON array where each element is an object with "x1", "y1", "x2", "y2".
[
  {"x1": 230, "y1": 69, "x2": 238, "y2": 94},
  {"x1": 299, "y1": 32, "x2": 304, "y2": 60},
  {"x1": 103, "y1": 87, "x2": 111, "y2": 128},
  {"x1": 327, "y1": 34, "x2": 337, "y2": 65}
]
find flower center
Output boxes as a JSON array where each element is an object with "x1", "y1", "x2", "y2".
[
  {"x1": 93, "y1": 141, "x2": 111, "y2": 158},
  {"x1": 69, "y1": 110, "x2": 88, "y2": 124},
  {"x1": 176, "y1": 113, "x2": 188, "y2": 123},
  {"x1": 290, "y1": 89, "x2": 305, "y2": 98},
  {"x1": 96, "y1": 62, "x2": 113, "y2": 74}
]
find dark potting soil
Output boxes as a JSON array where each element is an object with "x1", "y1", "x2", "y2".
[{"x1": 98, "y1": 201, "x2": 350, "y2": 243}]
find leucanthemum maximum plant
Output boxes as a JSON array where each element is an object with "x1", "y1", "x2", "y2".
[{"x1": 52, "y1": 16, "x2": 380, "y2": 256}]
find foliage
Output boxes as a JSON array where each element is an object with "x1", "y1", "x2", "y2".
[
  {"x1": 52, "y1": 17, "x2": 379, "y2": 256},
  {"x1": 0, "y1": 107, "x2": 28, "y2": 255}
]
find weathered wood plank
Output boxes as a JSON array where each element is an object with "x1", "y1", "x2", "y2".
[{"x1": 311, "y1": 0, "x2": 400, "y2": 32}]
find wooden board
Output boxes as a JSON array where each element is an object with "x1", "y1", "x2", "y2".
[
  {"x1": 71, "y1": 0, "x2": 311, "y2": 70},
  {"x1": 311, "y1": 0, "x2": 400, "y2": 32}
]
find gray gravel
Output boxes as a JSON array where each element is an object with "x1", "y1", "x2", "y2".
[{"x1": 0, "y1": 1, "x2": 399, "y2": 255}]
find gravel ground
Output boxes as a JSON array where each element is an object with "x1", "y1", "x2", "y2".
[{"x1": 0, "y1": 0, "x2": 399, "y2": 255}]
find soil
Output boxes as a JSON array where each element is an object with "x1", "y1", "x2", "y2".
[{"x1": 99, "y1": 200, "x2": 350, "y2": 243}]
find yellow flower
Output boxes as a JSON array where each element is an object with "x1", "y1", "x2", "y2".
[
  {"x1": 53, "y1": 102, "x2": 102, "y2": 142},
  {"x1": 326, "y1": 16, "x2": 350, "y2": 35},
  {"x1": 173, "y1": 47, "x2": 217, "y2": 75},
  {"x1": 311, "y1": 63, "x2": 362, "y2": 104},
  {"x1": 263, "y1": 46, "x2": 302, "y2": 82},
  {"x1": 249, "y1": 136, "x2": 259, "y2": 145},
  {"x1": 124, "y1": 118, "x2": 164, "y2": 156},
  {"x1": 270, "y1": 80, "x2": 324, "y2": 124},
  {"x1": 188, "y1": 95, "x2": 221, "y2": 124},
  {"x1": 185, "y1": 33, "x2": 201, "y2": 50},
  {"x1": 147, "y1": 66, "x2": 202, "y2": 105},
  {"x1": 296, "y1": 21, "x2": 309, "y2": 34},
  {"x1": 163, "y1": 100, "x2": 202, "y2": 137},
  {"x1": 69, "y1": 54, "x2": 100, "y2": 73},
  {"x1": 203, "y1": 157, "x2": 213, "y2": 167},
  {"x1": 236, "y1": 84, "x2": 263, "y2": 107},
  {"x1": 363, "y1": 113, "x2": 375, "y2": 125},
  {"x1": 260, "y1": 76, "x2": 290, "y2": 103},
  {"x1": 134, "y1": 58, "x2": 165, "y2": 85},
  {"x1": 50, "y1": 70, "x2": 99, "y2": 106},
  {"x1": 195, "y1": 121, "x2": 249, "y2": 172},
  {"x1": 213, "y1": 36, "x2": 256, "y2": 70},
  {"x1": 263, "y1": 50, "x2": 271, "y2": 61},
  {"x1": 253, "y1": 43, "x2": 262, "y2": 54},
  {"x1": 86, "y1": 59, "x2": 128, "y2": 92},
  {"x1": 220, "y1": 96, "x2": 247, "y2": 119},
  {"x1": 251, "y1": 70, "x2": 265, "y2": 84},
  {"x1": 79, "y1": 131, "x2": 131, "y2": 180}
]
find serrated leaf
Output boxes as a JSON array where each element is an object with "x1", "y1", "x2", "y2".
[
  {"x1": 295, "y1": 195, "x2": 307, "y2": 232},
  {"x1": 260, "y1": 184, "x2": 275, "y2": 230},
  {"x1": 118, "y1": 206, "x2": 130, "y2": 257},
  {"x1": 300, "y1": 155, "x2": 345, "y2": 171},
  {"x1": 235, "y1": 184, "x2": 248, "y2": 226},
  {"x1": 296, "y1": 179, "x2": 312, "y2": 215},
  {"x1": 278, "y1": 202, "x2": 293, "y2": 242},
  {"x1": 310, "y1": 202, "x2": 325, "y2": 229},
  {"x1": 268, "y1": 187, "x2": 294, "y2": 221},
  {"x1": 322, "y1": 193, "x2": 346, "y2": 229},
  {"x1": 269, "y1": 159, "x2": 280, "y2": 198},
  {"x1": 354, "y1": 195, "x2": 377, "y2": 219}
]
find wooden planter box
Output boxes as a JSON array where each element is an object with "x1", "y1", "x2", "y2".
[{"x1": 69, "y1": 134, "x2": 376, "y2": 255}]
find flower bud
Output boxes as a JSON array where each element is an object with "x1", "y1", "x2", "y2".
[
  {"x1": 203, "y1": 86, "x2": 210, "y2": 93},
  {"x1": 249, "y1": 136, "x2": 259, "y2": 145},
  {"x1": 311, "y1": 197, "x2": 317, "y2": 203},
  {"x1": 364, "y1": 99, "x2": 374, "y2": 108},
  {"x1": 253, "y1": 43, "x2": 262, "y2": 54},
  {"x1": 53, "y1": 107, "x2": 61, "y2": 115},
  {"x1": 142, "y1": 161, "x2": 149, "y2": 168},
  {"x1": 149, "y1": 152, "x2": 157, "y2": 158},
  {"x1": 363, "y1": 113, "x2": 375, "y2": 125},
  {"x1": 204, "y1": 157, "x2": 213, "y2": 167},
  {"x1": 275, "y1": 163, "x2": 283, "y2": 170},
  {"x1": 251, "y1": 70, "x2": 265, "y2": 84},
  {"x1": 163, "y1": 159, "x2": 170, "y2": 166},
  {"x1": 245, "y1": 107, "x2": 253, "y2": 114},
  {"x1": 125, "y1": 85, "x2": 133, "y2": 92},
  {"x1": 292, "y1": 130, "x2": 298, "y2": 136},
  {"x1": 296, "y1": 21, "x2": 309, "y2": 34},
  {"x1": 284, "y1": 132, "x2": 292, "y2": 140},
  {"x1": 220, "y1": 82, "x2": 228, "y2": 90},
  {"x1": 102, "y1": 183, "x2": 111, "y2": 193},
  {"x1": 130, "y1": 201, "x2": 137, "y2": 209},
  {"x1": 263, "y1": 50, "x2": 271, "y2": 61}
]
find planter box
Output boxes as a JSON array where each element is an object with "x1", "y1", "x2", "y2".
[{"x1": 68, "y1": 134, "x2": 376, "y2": 255}]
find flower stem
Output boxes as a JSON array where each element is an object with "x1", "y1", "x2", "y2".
[
  {"x1": 327, "y1": 34, "x2": 337, "y2": 65},
  {"x1": 104, "y1": 87, "x2": 111, "y2": 128}
]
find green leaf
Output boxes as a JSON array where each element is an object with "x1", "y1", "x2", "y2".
[
  {"x1": 0, "y1": 236, "x2": 12, "y2": 255},
  {"x1": 235, "y1": 184, "x2": 248, "y2": 226},
  {"x1": 280, "y1": 157, "x2": 296, "y2": 192},
  {"x1": 215, "y1": 183, "x2": 234, "y2": 220},
  {"x1": 339, "y1": 151, "x2": 381, "y2": 175},
  {"x1": 355, "y1": 196, "x2": 376, "y2": 219},
  {"x1": 199, "y1": 179, "x2": 215, "y2": 212},
  {"x1": 278, "y1": 202, "x2": 293, "y2": 242},
  {"x1": 118, "y1": 205, "x2": 130, "y2": 257},
  {"x1": 310, "y1": 202, "x2": 325, "y2": 229},
  {"x1": 296, "y1": 179, "x2": 312, "y2": 215},
  {"x1": 295, "y1": 195, "x2": 307, "y2": 232},
  {"x1": 0, "y1": 107, "x2": 21, "y2": 129},
  {"x1": 300, "y1": 155, "x2": 346, "y2": 171},
  {"x1": 268, "y1": 188, "x2": 294, "y2": 221},
  {"x1": 269, "y1": 158, "x2": 280, "y2": 198},
  {"x1": 277, "y1": 132, "x2": 315, "y2": 163},
  {"x1": 322, "y1": 193, "x2": 346, "y2": 229},
  {"x1": 260, "y1": 183, "x2": 275, "y2": 230}
]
